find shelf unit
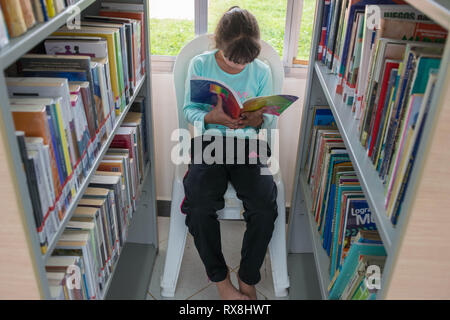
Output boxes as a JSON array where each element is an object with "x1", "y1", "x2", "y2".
[
  {"x1": 0, "y1": 0, "x2": 158, "y2": 299},
  {"x1": 288, "y1": 0, "x2": 450, "y2": 299}
]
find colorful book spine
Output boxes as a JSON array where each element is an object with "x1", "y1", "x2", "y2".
[{"x1": 1, "y1": 0, "x2": 27, "y2": 37}]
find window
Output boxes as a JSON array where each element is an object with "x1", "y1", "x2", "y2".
[
  {"x1": 150, "y1": 0, "x2": 196, "y2": 56},
  {"x1": 150, "y1": 0, "x2": 314, "y2": 71},
  {"x1": 207, "y1": 0, "x2": 288, "y2": 59},
  {"x1": 296, "y1": 0, "x2": 315, "y2": 62}
]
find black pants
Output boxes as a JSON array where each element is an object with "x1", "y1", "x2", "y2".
[{"x1": 181, "y1": 136, "x2": 278, "y2": 285}]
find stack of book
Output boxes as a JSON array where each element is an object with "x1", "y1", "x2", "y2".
[
  {"x1": 0, "y1": 0, "x2": 81, "y2": 46},
  {"x1": 317, "y1": 1, "x2": 448, "y2": 224},
  {"x1": 305, "y1": 106, "x2": 386, "y2": 300},
  {"x1": 10, "y1": 1, "x2": 146, "y2": 254},
  {"x1": 45, "y1": 110, "x2": 148, "y2": 300}
]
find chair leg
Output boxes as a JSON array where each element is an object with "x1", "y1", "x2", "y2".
[
  {"x1": 160, "y1": 180, "x2": 188, "y2": 298},
  {"x1": 268, "y1": 180, "x2": 290, "y2": 297}
]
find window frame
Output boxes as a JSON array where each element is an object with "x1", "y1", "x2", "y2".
[{"x1": 150, "y1": 0, "x2": 310, "y2": 76}]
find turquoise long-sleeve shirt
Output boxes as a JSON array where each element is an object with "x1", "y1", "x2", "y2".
[{"x1": 183, "y1": 49, "x2": 276, "y2": 139}]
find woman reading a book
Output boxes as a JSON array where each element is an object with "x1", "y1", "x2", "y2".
[{"x1": 181, "y1": 7, "x2": 278, "y2": 300}]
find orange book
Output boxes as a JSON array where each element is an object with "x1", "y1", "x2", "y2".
[
  {"x1": 11, "y1": 104, "x2": 62, "y2": 196},
  {"x1": 97, "y1": 159, "x2": 125, "y2": 184},
  {"x1": 99, "y1": 10, "x2": 145, "y2": 75},
  {"x1": 19, "y1": 0, "x2": 36, "y2": 29},
  {"x1": 0, "y1": 0, "x2": 27, "y2": 37}
]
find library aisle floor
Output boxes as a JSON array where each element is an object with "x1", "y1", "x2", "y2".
[{"x1": 147, "y1": 217, "x2": 322, "y2": 300}]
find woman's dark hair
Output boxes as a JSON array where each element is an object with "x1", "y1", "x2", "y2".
[{"x1": 214, "y1": 6, "x2": 261, "y2": 65}]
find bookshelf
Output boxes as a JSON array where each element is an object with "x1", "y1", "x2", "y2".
[
  {"x1": 0, "y1": 0, "x2": 158, "y2": 299},
  {"x1": 288, "y1": 0, "x2": 450, "y2": 299}
]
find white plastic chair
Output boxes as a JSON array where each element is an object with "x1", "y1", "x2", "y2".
[{"x1": 160, "y1": 34, "x2": 290, "y2": 297}]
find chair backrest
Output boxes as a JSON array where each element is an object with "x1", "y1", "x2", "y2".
[{"x1": 173, "y1": 34, "x2": 284, "y2": 131}]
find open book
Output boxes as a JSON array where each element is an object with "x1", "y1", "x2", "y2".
[{"x1": 190, "y1": 76, "x2": 298, "y2": 119}]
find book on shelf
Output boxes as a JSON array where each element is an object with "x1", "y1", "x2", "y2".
[
  {"x1": 0, "y1": 0, "x2": 69, "y2": 41},
  {"x1": 304, "y1": 106, "x2": 386, "y2": 299},
  {"x1": 16, "y1": 131, "x2": 48, "y2": 253},
  {"x1": 53, "y1": 230, "x2": 98, "y2": 300},
  {"x1": 42, "y1": 110, "x2": 150, "y2": 299},
  {"x1": 388, "y1": 70, "x2": 439, "y2": 224},
  {"x1": 130, "y1": 96, "x2": 149, "y2": 163},
  {"x1": 328, "y1": 231, "x2": 386, "y2": 300},
  {"x1": 316, "y1": 0, "x2": 448, "y2": 227},
  {"x1": 75, "y1": 198, "x2": 115, "y2": 285},
  {"x1": 45, "y1": 36, "x2": 115, "y2": 116},
  {"x1": 0, "y1": 0, "x2": 28, "y2": 38},
  {"x1": 98, "y1": 4, "x2": 146, "y2": 77},
  {"x1": 46, "y1": 255, "x2": 85, "y2": 300},
  {"x1": 19, "y1": 0, "x2": 36, "y2": 29},
  {"x1": 78, "y1": 20, "x2": 129, "y2": 104},
  {"x1": 83, "y1": 15, "x2": 142, "y2": 92},
  {"x1": 53, "y1": 25, "x2": 136, "y2": 112}
]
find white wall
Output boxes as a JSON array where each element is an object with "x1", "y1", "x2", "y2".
[{"x1": 151, "y1": 71, "x2": 307, "y2": 206}]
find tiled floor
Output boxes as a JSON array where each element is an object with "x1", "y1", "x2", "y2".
[{"x1": 147, "y1": 216, "x2": 289, "y2": 300}]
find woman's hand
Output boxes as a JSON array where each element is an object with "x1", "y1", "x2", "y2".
[
  {"x1": 238, "y1": 109, "x2": 264, "y2": 128},
  {"x1": 204, "y1": 94, "x2": 241, "y2": 129}
]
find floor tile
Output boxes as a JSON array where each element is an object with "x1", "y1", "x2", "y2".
[
  {"x1": 188, "y1": 271, "x2": 267, "y2": 300},
  {"x1": 157, "y1": 216, "x2": 170, "y2": 244},
  {"x1": 149, "y1": 216, "x2": 289, "y2": 300},
  {"x1": 148, "y1": 231, "x2": 211, "y2": 300}
]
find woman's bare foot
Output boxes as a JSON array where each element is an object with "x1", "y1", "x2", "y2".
[
  {"x1": 216, "y1": 273, "x2": 249, "y2": 300},
  {"x1": 237, "y1": 273, "x2": 257, "y2": 300}
]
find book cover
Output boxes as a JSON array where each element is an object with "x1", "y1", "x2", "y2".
[
  {"x1": 11, "y1": 104, "x2": 62, "y2": 196},
  {"x1": 190, "y1": 76, "x2": 298, "y2": 119},
  {"x1": 328, "y1": 242, "x2": 386, "y2": 299},
  {"x1": 53, "y1": 26, "x2": 122, "y2": 111}
]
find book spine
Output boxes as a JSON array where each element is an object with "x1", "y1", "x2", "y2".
[
  {"x1": 0, "y1": 0, "x2": 27, "y2": 37},
  {"x1": 30, "y1": 0, "x2": 44, "y2": 23},
  {"x1": 39, "y1": 0, "x2": 48, "y2": 21},
  {"x1": 16, "y1": 132, "x2": 48, "y2": 253},
  {"x1": 19, "y1": 0, "x2": 36, "y2": 28},
  {"x1": 318, "y1": 1, "x2": 331, "y2": 61},
  {"x1": 45, "y1": 0, "x2": 55, "y2": 18}
]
